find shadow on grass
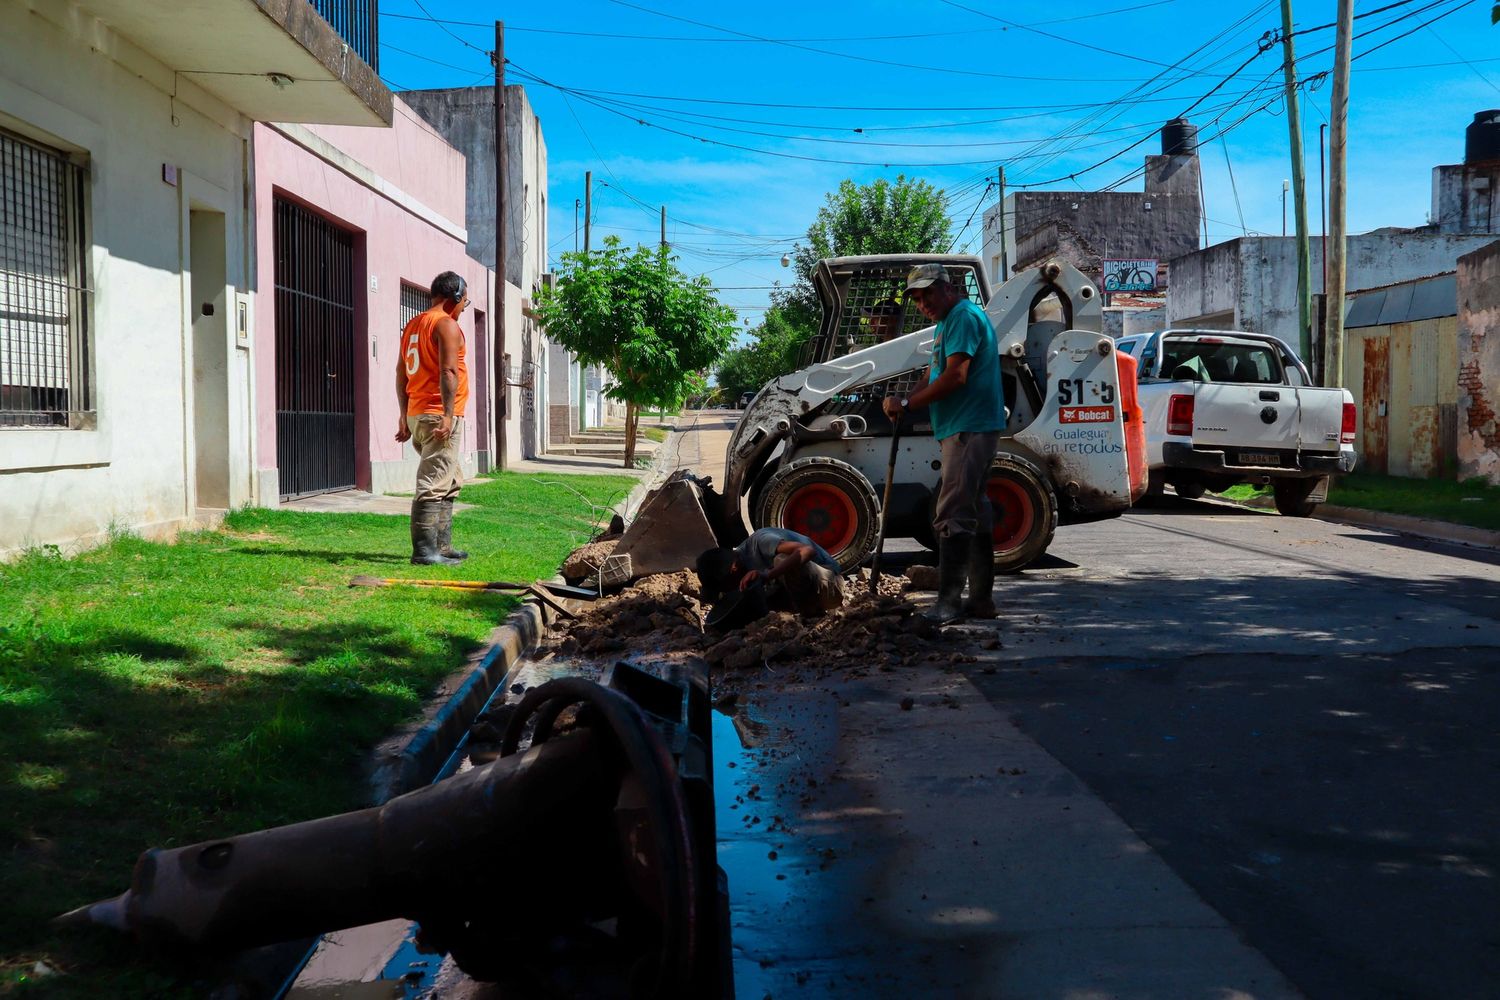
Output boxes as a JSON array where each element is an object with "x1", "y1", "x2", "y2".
[
  {"x1": 232, "y1": 546, "x2": 414, "y2": 565},
  {"x1": 0, "y1": 613, "x2": 495, "y2": 997}
]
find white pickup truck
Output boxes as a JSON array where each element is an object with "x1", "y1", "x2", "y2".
[{"x1": 1113, "y1": 329, "x2": 1356, "y2": 516}]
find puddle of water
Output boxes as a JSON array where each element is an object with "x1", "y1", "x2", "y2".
[{"x1": 712, "y1": 696, "x2": 863, "y2": 996}]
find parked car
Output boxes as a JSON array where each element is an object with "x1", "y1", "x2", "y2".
[
  {"x1": 1114, "y1": 329, "x2": 1356, "y2": 516},
  {"x1": 737, "y1": 391, "x2": 754, "y2": 410}
]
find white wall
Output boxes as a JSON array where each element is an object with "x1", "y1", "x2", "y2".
[
  {"x1": 0, "y1": 2, "x2": 253, "y2": 557},
  {"x1": 1168, "y1": 234, "x2": 1500, "y2": 346}
]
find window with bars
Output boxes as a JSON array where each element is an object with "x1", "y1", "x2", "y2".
[
  {"x1": 399, "y1": 282, "x2": 428, "y2": 334},
  {"x1": 0, "y1": 128, "x2": 92, "y2": 429}
]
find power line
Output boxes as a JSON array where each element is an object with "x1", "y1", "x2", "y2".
[
  {"x1": 380, "y1": 1, "x2": 1183, "y2": 44},
  {"x1": 600, "y1": 0, "x2": 1220, "y2": 84}
]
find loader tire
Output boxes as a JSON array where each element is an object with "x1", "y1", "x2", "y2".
[
  {"x1": 987, "y1": 455, "x2": 1058, "y2": 574},
  {"x1": 756, "y1": 457, "x2": 880, "y2": 573},
  {"x1": 1273, "y1": 478, "x2": 1320, "y2": 517}
]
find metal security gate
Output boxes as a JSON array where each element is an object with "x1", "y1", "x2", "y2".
[{"x1": 274, "y1": 198, "x2": 356, "y2": 499}]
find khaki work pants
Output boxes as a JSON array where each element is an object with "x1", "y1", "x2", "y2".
[
  {"x1": 779, "y1": 561, "x2": 847, "y2": 617},
  {"x1": 408, "y1": 414, "x2": 464, "y2": 503},
  {"x1": 934, "y1": 430, "x2": 1000, "y2": 539}
]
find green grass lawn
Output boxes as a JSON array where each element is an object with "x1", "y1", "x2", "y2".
[
  {"x1": 1219, "y1": 474, "x2": 1500, "y2": 532},
  {"x1": 0, "y1": 471, "x2": 633, "y2": 997},
  {"x1": 1324, "y1": 472, "x2": 1500, "y2": 531}
]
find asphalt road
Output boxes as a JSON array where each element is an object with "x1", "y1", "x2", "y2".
[{"x1": 964, "y1": 497, "x2": 1500, "y2": 1000}]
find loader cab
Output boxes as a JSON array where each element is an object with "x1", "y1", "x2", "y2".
[{"x1": 806, "y1": 254, "x2": 991, "y2": 366}]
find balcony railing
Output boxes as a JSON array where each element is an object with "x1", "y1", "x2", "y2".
[{"x1": 308, "y1": 0, "x2": 378, "y2": 72}]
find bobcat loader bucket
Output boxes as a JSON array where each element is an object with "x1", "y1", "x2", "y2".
[{"x1": 613, "y1": 470, "x2": 730, "y2": 581}]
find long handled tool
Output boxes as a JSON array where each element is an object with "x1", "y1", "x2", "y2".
[
  {"x1": 349, "y1": 575, "x2": 578, "y2": 619},
  {"x1": 868, "y1": 413, "x2": 903, "y2": 593}
]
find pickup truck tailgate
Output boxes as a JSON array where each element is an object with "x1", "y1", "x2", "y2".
[
  {"x1": 1296, "y1": 386, "x2": 1346, "y2": 453},
  {"x1": 1191, "y1": 383, "x2": 1298, "y2": 458}
]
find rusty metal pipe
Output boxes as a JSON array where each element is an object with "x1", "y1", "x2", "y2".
[{"x1": 57, "y1": 731, "x2": 617, "y2": 953}]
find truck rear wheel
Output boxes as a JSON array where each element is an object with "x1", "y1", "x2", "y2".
[
  {"x1": 756, "y1": 457, "x2": 880, "y2": 573},
  {"x1": 1273, "y1": 478, "x2": 1321, "y2": 517},
  {"x1": 988, "y1": 456, "x2": 1058, "y2": 574}
]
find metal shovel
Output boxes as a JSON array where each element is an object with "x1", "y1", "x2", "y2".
[{"x1": 868, "y1": 413, "x2": 903, "y2": 592}]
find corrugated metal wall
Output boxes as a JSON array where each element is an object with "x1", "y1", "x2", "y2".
[{"x1": 1344, "y1": 316, "x2": 1459, "y2": 478}]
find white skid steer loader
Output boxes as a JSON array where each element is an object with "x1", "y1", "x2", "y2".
[{"x1": 719, "y1": 254, "x2": 1148, "y2": 573}]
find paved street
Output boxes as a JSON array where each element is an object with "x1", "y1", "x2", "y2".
[
  {"x1": 689, "y1": 415, "x2": 1500, "y2": 1000},
  {"x1": 964, "y1": 502, "x2": 1500, "y2": 1000}
]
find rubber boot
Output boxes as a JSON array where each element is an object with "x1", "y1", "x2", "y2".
[
  {"x1": 922, "y1": 532, "x2": 971, "y2": 625},
  {"x1": 963, "y1": 532, "x2": 997, "y2": 619},
  {"x1": 411, "y1": 500, "x2": 462, "y2": 566},
  {"x1": 437, "y1": 499, "x2": 469, "y2": 561}
]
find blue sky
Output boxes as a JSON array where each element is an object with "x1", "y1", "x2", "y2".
[{"x1": 377, "y1": 1, "x2": 1500, "y2": 337}]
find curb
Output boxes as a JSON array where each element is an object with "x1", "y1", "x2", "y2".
[
  {"x1": 1232, "y1": 495, "x2": 1500, "y2": 552},
  {"x1": 1310, "y1": 503, "x2": 1499, "y2": 551},
  {"x1": 367, "y1": 597, "x2": 550, "y2": 804}
]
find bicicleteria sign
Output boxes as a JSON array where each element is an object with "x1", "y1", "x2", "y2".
[{"x1": 1101, "y1": 259, "x2": 1158, "y2": 292}]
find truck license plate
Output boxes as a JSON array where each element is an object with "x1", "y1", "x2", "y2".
[{"x1": 1241, "y1": 451, "x2": 1279, "y2": 465}]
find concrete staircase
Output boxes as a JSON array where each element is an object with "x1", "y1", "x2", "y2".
[{"x1": 547, "y1": 424, "x2": 667, "y2": 461}]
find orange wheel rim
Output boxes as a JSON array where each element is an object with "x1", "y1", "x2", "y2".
[
  {"x1": 988, "y1": 478, "x2": 1036, "y2": 553},
  {"x1": 782, "y1": 483, "x2": 857, "y2": 555}
]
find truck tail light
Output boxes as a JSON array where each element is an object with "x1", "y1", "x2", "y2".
[
  {"x1": 1341, "y1": 401, "x2": 1357, "y2": 444},
  {"x1": 1167, "y1": 393, "x2": 1194, "y2": 437}
]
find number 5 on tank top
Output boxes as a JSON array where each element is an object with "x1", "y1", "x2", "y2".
[{"x1": 404, "y1": 331, "x2": 421, "y2": 377}]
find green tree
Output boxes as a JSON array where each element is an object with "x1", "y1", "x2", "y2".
[
  {"x1": 714, "y1": 306, "x2": 807, "y2": 399},
  {"x1": 536, "y1": 237, "x2": 736, "y2": 466},
  {"x1": 771, "y1": 175, "x2": 953, "y2": 362}
]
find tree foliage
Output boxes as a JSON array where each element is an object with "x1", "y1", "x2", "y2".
[
  {"x1": 777, "y1": 175, "x2": 953, "y2": 325},
  {"x1": 536, "y1": 237, "x2": 736, "y2": 464},
  {"x1": 716, "y1": 175, "x2": 953, "y2": 398},
  {"x1": 713, "y1": 307, "x2": 806, "y2": 400}
]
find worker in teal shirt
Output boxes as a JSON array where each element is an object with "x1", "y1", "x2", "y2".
[{"x1": 883, "y1": 263, "x2": 1005, "y2": 623}]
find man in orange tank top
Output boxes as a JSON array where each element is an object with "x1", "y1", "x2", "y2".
[{"x1": 396, "y1": 271, "x2": 470, "y2": 565}]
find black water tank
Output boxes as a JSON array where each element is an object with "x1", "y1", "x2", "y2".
[
  {"x1": 1466, "y1": 110, "x2": 1500, "y2": 164},
  {"x1": 1162, "y1": 118, "x2": 1198, "y2": 156}
]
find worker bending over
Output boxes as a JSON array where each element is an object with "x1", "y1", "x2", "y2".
[{"x1": 697, "y1": 528, "x2": 846, "y2": 618}]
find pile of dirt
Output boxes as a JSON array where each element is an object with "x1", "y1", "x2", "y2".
[
  {"x1": 561, "y1": 538, "x2": 620, "y2": 581},
  {"x1": 541, "y1": 570, "x2": 706, "y2": 660},
  {"x1": 536, "y1": 562, "x2": 980, "y2": 692}
]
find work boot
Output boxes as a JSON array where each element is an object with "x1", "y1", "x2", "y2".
[
  {"x1": 963, "y1": 532, "x2": 997, "y2": 619},
  {"x1": 411, "y1": 500, "x2": 462, "y2": 566},
  {"x1": 437, "y1": 499, "x2": 469, "y2": 561},
  {"x1": 922, "y1": 532, "x2": 971, "y2": 625}
]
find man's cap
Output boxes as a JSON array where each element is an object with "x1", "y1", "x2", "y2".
[
  {"x1": 861, "y1": 297, "x2": 902, "y2": 318},
  {"x1": 904, "y1": 263, "x2": 951, "y2": 293}
]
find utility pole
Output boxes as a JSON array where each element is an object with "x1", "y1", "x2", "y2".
[
  {"x1": 492, "y1": 20, "x2": 508, "y2": 472},
  {"x1": 660, "y1": 205, "x2": 667, "y2": 250},
  {"x1": 580, "y1": 171, "x2": 591, "y2": 433},
  {"x1": 1278, "y1": 0, "x2": 1314, "y2": 362},
  {"x1": 996, "y1": 165, "x2": 1008, "y2": 283},
  {"x1": 1319, "y1": 122, "x2": 1328, "y2": 294},
  {"x1": 1325, "y1": 0, "x2": 1353, "y2": 388},
  {"x1": 574, "y1": 198, "x2": 579, "y2": 253}
]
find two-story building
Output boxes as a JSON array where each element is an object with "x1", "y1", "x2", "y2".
[{"x1": 1, "y1": 0, "x2": 391, "y2": 557}]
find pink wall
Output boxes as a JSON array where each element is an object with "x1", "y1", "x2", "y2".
[
  {"x1": 252, "y1": 120, "x2": 493, "y2": 487},
  {"x1": 305, "y1": 102, "x2": 467, "y2": 232}
]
